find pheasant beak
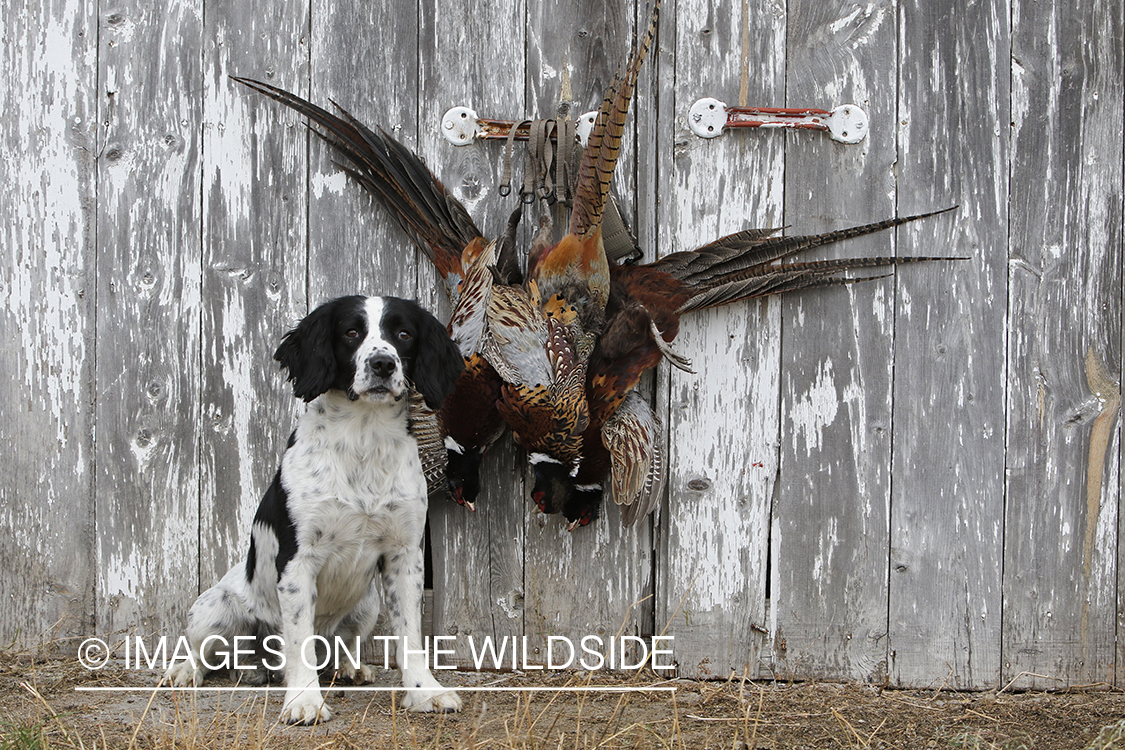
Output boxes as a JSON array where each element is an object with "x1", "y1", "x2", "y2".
[
  {"x1": 464, "y1": 501, "x2": 476, "y2": 512},
  {"x1": 566, "y1": 519, "x2": 581, "y2": 532}
]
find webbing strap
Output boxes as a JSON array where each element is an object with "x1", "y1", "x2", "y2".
[
  {"x1": 498, "y1": 117, "x2": 580, "y2": 207},
  {"x1": 498, "y1": 119, "x2": 532, "y2": 198}
]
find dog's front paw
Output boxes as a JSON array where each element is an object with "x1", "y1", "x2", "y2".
[
  {"x1": 402, "y1": 684, "x2": 462, "y2": 713},
  {"x1": 165, "y1": 660, "x2": 203, "y2": 687},
  {"x1": 281, "y1": 689, "x2": 331, "y2": 725},
  {"x1": 337, "y1": 662, "x2": 378, "y2": 684}
]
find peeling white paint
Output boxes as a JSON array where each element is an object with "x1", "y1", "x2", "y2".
[
  {"x1": 829, "y1": 6, "x2": 863, "y2": 34},
  {"x1": 790, "y1": 359, "x2": 840, "y2": 456},
  {"x1": 6, "y1": 4, "x2": 91, "y2": 459},
  {"x1": 205, "y1": 50, "x2": 256, "y2": 222},
  {"x1": 312, "y1": 169, "x2": 349, "y2": 198}
]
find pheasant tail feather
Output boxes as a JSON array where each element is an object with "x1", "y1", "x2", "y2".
[{"x1": 569, "y1": 0, "x2": 661, "y2": 236}]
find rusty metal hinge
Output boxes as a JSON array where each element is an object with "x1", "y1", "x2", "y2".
[
  {"x1": 687, "y1": 98, "x2": 868, "y2": 144},
  {"x1": 441, "y1": 106, "x2": 599, "y2": 148}
]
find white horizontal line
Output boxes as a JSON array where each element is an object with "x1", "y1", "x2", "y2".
[{"x1": 76, "y1": 686, "x2": 676, "y2": 693}]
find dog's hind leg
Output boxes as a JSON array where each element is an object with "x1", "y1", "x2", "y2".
[
  {"x1": 330, "y1": 577, "x2": 383, "y2": 684},
  {"x1": 165, "y1": 576, "x2": 257, "y2": 687}
]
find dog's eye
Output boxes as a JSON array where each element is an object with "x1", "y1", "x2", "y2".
[
  {"x1": 344, "y1": 329, "x2": 360, "y2": 339},
  {"x1": 397, "y1": 330, "x2": 412, "y2": 341}
]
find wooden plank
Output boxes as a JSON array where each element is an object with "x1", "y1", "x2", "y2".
[
  {"x1": 524, "y1": 502, "x2": 655, "y2": 666},
  {"x1": 521, "y1": 0, "x2": 655, "y2": 662},
  {"x1": 95, "y1": 0, "x2": 204, "y2": 636},
  {"x1": 646, "y1": 0, "x2": 678, "y2": 667},
  {"x1": 0, "y1": 0, "x2": 97, "y2": 647},
  {"x1": 526, "y1": 0, "x2": 632, "y2": 120},
  {"x1": 655, "y1": 0, "x2": 785, "y2": 680},
  {"x1": 634, "y1": 0, "x2": 666, "y2": 276},
  {"x1": 198, "y1": 0, "x2": 310, "y2": 598},
  {"x1": 772, "y1": 0, "x2": 898, "y2": 683},
  {"x1": 420, "y1": 0, "x2": 529, "y2": 665},
  {"x1": 1005, "y1": 0, "x2": 1122, "y2": 689},
  {"x1": 634, "y1": 6, "x2": 667, "y2": 652},
  {"x1": 308, "y1": 0, "x2": 420, "y2": 301},
  {"x1": 887, "y1": 0, "x2": 1009, "y2": 689}
]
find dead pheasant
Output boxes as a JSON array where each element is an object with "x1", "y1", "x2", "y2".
[
  {"x1": 502, "y1": 0, "x2": 661, "y2": 484},
  {"x1": 528, "y1": 0, "x2": 661, "y2": 336},
  {"x1": 533, "y1": 207, "x2": 960, "y2": 530},
  {"x1": 239, "y1": 1, "x2": 663, "y2": 491}
]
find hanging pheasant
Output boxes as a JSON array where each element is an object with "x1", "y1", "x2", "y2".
[
  {"x1": 505, "y1": 0, "x2": 661, "y2": 481},
  {"x1": 532, "y1": 208, "x2": 959, "y2": 530}
]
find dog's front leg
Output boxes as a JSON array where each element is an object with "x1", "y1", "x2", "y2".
[
  {"x1": 277, "y1": 560, "x2": 331, "y2": 724},
  {"x1": 383, "y1": 547, "x2": 462, "y2": 713}
]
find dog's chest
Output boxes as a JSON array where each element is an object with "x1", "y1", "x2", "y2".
[
  {"x1": 277, "y1": 399, "x2": 427, "y2": 622},
  {"x1": 284, "y1": 398, "x2": 426, "y2": 509}
]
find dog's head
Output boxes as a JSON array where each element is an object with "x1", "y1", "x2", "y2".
[{"x1": 274, "y1": 296, "x2": 464, "y2": 410}]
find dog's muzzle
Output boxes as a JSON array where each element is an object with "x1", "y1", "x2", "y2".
[{"x1": 355, "y1": 352, "x2": 406, "y2": 401}]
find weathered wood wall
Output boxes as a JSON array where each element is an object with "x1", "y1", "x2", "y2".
[{"x1": 2, "y1": 0, "x2": 1122, "y2": 690}]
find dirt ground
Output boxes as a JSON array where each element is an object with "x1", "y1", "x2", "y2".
[{"x1": 2, "y1": 650, "x2": 1124, "y2": 749}]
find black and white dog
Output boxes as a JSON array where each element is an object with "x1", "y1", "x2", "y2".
[{"x1": 166, "y1": 295, "x2": 464, "y2": 723}]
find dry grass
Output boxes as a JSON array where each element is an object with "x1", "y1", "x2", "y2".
[{"x1": 2, "y1": 647, "x2": 1124, "y2": 750}]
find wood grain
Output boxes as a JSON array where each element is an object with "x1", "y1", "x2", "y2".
[
  {"x1": 887, "y1": 0, "x2": 1009, "y2": 689},
  {"x1": 309, "y1": 0, "x2": 422, "y2": 303},
  {"x1": 655, "y1": 0, "x2": 784, "y2": 680},
  {"x1": 772, "y1": 0, "x2": 897, "y2": 683},
  {"x1": 94, "y1": 0, "x2": 204, "y2": 637},
  {"x1": 0, "y1": 0, "x2": 97, "y2": 647},
  {"x1": 1005, "y1": 0, "x2": 1123, "y2": 689}
]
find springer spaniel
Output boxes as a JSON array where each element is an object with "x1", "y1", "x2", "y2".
[{"x1": 166, "y1": 295, "x2": 465, "y2": 723}]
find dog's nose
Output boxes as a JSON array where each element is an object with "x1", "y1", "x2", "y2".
[{"x1": 367, "y1": 353, "x2": 396, "y2": 379}]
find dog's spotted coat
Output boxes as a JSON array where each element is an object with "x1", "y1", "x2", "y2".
[{"x1": 166, "y1": 296, "x2": 464, "y2": 724}]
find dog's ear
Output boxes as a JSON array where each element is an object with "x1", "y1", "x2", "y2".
[
  {"x1": 274, "y1": 302, "x2": 339, "y2": 402},
  {"x1": 411, "y1": 309, "x2": 465, "y2": 410}
]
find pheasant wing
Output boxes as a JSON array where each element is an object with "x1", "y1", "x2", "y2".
[
  {"x1": 408, "y1": 391, "x2": 447, "y2": 497},
  {"x1": 448, "y1": 239, "x2": 496, "y2": 358},
  {"x1": 601, "y1": 390, "x2": 663, "y2": 525},
  {"x1": 481, "y1": 286, "x2": 552, "y2": 386}
]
